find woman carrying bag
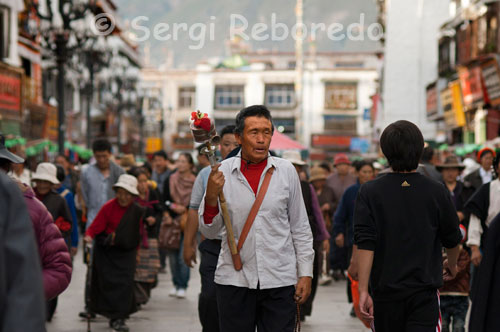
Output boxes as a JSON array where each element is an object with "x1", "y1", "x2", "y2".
[{"x1": 162, "y1": 153, "x2": 196, "y2": 299}]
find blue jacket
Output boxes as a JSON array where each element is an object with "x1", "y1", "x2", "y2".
[
  {"x1": 333, "y1": 181, "x2": 360, "y2": 247},
  {"x1": 56, "y1": 186, "x2": 79, "y2": 248}
]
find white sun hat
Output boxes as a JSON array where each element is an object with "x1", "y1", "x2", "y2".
[
  {"x1": 113, "y1": 174, "x2": 139, "y2": 196},
  {"x1": 282, "y1": 150, "x2": 306, "y2": 166},
  {"x1": 32, "y1": 163, "x2": 60, "y2": 185}
]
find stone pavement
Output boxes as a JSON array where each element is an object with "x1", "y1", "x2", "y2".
[{"x1": 47, "y1": 250, "x2": 370, "y2": 332}]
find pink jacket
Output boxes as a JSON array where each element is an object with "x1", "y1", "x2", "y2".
[{"x1": 20, "y1": 183, "x2": 72, "y2": 300}]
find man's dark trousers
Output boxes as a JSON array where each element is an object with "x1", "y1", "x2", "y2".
[
  {"x1": 198, "y1": 239, "x2": 221, "y2": 332},
  {"x1": 216, "y1": 284, "x2": 296, "y2": 332},
  {"x1": 373, "y1": 289, "x2": 440, "y2": 332}
]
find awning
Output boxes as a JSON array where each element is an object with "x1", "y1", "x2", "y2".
[{"x1": 270, "y1": 131, "x2": 306, "y2": 150}]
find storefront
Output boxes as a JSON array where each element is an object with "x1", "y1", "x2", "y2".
[{"x1": 0, "y1": 62, "x2": 23, "y2": 136}]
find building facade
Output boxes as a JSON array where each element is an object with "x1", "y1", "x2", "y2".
[{"x1": 141, "y1": 51, "x2": 379, "y2": 157}]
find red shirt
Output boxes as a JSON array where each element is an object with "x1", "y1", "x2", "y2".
[
  {"x1": 204, "y1": 158, "x2": 267, "y2": 224},
  {"x1": 85, "y1": 198, "x2": 129, "y2": 238}
]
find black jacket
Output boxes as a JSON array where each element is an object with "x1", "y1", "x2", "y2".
[
  {"x1": 464, "y1": 169, "x2": 485, "y2": 192},
  {"x1": 354, "y1": 172, "x2": 462, "y2": 301},
  {"x1": 468, "y1": 213, "x2": 500, "y2": 332}
]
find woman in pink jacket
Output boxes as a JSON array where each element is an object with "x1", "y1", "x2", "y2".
[
  {"x1": 18, "y1": 181, "x2": 72, "y2": 300},
  {"x1": 0, "y1": 136, "x2": 72, "y2": 302}
]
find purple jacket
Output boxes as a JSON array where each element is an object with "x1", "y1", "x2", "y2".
[{"x1": 20, "y1": 184, "x2": 72, "y2": 300}]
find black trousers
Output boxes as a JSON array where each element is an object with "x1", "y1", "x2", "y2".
[
  {"x1": 198, "y1": 239, "x2": 221, "y2": 332},
  {"x1": 216, "y1": 284, "x2": 296, "y2": 332},
  {"x1": 301, "y1": 241, "x2": 321, "y2": 317},
  {"x1": 374, "y1": 289, "x2": 440, "y2": 332}
]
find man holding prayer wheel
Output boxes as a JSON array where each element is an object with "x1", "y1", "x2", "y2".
[{"x1": 198, "y1": 105, "x2": 314, "y2": 332}]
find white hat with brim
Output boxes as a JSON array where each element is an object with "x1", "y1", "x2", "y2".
[
  {"x1": 113, "y1": 174, "x2": 139, "y2": 196},
  {"x1": 32, "y1": 163, "x2": 60, "y2": 184},
  {"x1": 282, "y1": 150, "x2": 306, "y2": 166}
]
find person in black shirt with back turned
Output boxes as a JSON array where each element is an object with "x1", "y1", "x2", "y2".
[{"x1": 354, "y1": 120, "x2": 462, "y2": 332}]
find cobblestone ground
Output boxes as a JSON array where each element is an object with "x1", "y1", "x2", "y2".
[{"x1": 46, "y1": 250, "x2": 370, "y2": 332}]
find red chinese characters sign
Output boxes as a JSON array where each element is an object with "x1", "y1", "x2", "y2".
[
  {"x1": 458, "y1": 66, "x2": 484, "y2": 109},
  {"x1": 0, "y1": 64, "x2": 22, "y2": 113},
  {"x1": 311, "y1": 135, "x2": 351, "y2": 148}
]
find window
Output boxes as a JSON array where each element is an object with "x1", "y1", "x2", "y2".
[
  {"x1": 264, "y1": 84, "x2": 296, "y2": 109},
  {"x1": 0, "y1": 6, "x2": 10, "y2": 59},
  {"x1": 324, "y1": 82, "x2": 357, "y2": 110},
  {"x1": 214, "y1": 85, "x2": 244, "y2": 109},
  {"x1": 178, "y1": 87, "x2": 195, "y2": 109}
]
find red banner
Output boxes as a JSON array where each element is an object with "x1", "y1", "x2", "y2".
[
  {"x1": 311, "y1": 135, "x2": 351, "y2": 148},
  {"x1": 458, "y1": 66, "x2": 484, "y2": 108},
  {"x1": 0, "y1": 65, "x2": 22, "y2": 113}
]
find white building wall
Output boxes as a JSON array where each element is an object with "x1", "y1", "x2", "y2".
[{"x1": 382, "y1": 0, "x2": 450, "y2": 139}]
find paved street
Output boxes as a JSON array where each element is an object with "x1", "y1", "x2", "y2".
[{"x1": 46, "y1": 250, "x2": 370, "y2": 332}]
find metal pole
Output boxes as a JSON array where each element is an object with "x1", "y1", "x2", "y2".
[
  {"x1": 116, "y1": 81, "x2": 122, "y2": 153},
  {"x1": 86, "y1": 53, "x2": 94, "y2": 149},
  {"x1": 56, "y1": 33, "x2": 67, "y2": 155}
]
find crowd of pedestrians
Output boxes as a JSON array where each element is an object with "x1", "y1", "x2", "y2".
[{"x1": 0, "y1": 105, "x2": 499, "y2": 332}]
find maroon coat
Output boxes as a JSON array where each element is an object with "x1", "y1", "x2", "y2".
[{"x1": 19, "y1": 183, "x2": 72, "y2": 300}]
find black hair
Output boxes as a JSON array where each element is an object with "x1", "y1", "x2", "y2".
[
  {"x1": 0, "y1": 158, "x2": 11, "y2": 172},
  {"x1": 56, "y1": 165, "x2": 66, "y2": 182},
  {"x1": 129, "y1": 166, "x2": 149, "y2": 178},
  {"x1": 380, "y1": 120, "x2": 424, "y2": 172},
  {"x1": 92, "y1": 138, "x2": 112, "y2": 153},
  {"x1": 153, "y1": 150, "x2": 168, "y2": 160},
  {"x1": 355, "y1": 160, "x2": 375, "y2": 172},
  {"x1": 220, "y1": 125, "x2": 236, "y2": 139},
  {"x1": 421, "y1": 146, "x2": 434, "y2": 163},
  {"x1": 318, "y1": 162, "x2": 331, "y2": 173},
  {"x1": 179, "y1": 152, "x2": 195, "y2": 166},
  {"x1": 235, "y1": 105, "x2": 274, "y2": 135},
  {"x1": 56, "y1": 154, "x2": 69, "y2": 162},
  {"x1": 142, "y1": 161, "x2": 153, "y2": 175}
]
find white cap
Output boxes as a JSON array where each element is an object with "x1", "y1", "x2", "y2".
[
  {"x1": 113, "y1": 174, "x2": 139, "y2": 196},
  {"x1": 32, "y1": 163, "x2": 60, "y2": 185}
]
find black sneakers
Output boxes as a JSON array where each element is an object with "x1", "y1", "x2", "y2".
[{"x1": 110, "y1": 319, "x2": 129, "y2": 332}]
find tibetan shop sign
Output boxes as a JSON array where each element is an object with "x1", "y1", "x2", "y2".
[
  {"x1": 311, "y1": 135, "x2": 351, "y2": 149},
  {"x1": 145, "y1": 137, "x2": 162, "y2": 154},
  {"x1": 450, "y1": 81, "x2": 466, "y2": 127},
  {"x1": 441, "y1": 87, "x2": 456, "y2": 127},
  {"x1": 0, "y1": 64, "x2": 22, "y2": 113},
  {"x1": 458, "y1": 66, "x2": 484, "y2": 109},
  {"x1": 481, "y1": 57, "x2": 500, "y2": 106},
  {"x1": 426, "y1": 82, "x2": 438, "y2": 118}
]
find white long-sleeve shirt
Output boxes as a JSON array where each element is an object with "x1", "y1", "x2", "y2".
[
  {"x1": 467, "y1": 179, "x2": 500, "y2": 247},
  {"x1": 199, "y1": 153, "x2": 314, "y2": 290}
]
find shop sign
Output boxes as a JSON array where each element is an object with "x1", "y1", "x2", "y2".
[
  {"x1": 44, "y1": 104, "x2": 58, "y2": 140},
  {"x1": 426, "y1": 83, "x2": 438, "y2": 118},
  {"x1": 458, "y1": 66, "x2": 484, "y2": 108},
  {"x1": 450, "y1": 81, "x2": 466, "y2": 127},
  {"x1": 441, "y1": 87, "x2": 455, "y2": 127},
  {"x1": 481, "y1": 57, "x2": 500, "y2": 106},
  {"x1": 145, "y1": 137, "x2": 162, "y2": 154},
  {"x1": 0, "y1": 64, "x2": 22, "y2": 114},
  {"x1": 311, "y1": 135, "x2": 351, "y2": 148}
]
